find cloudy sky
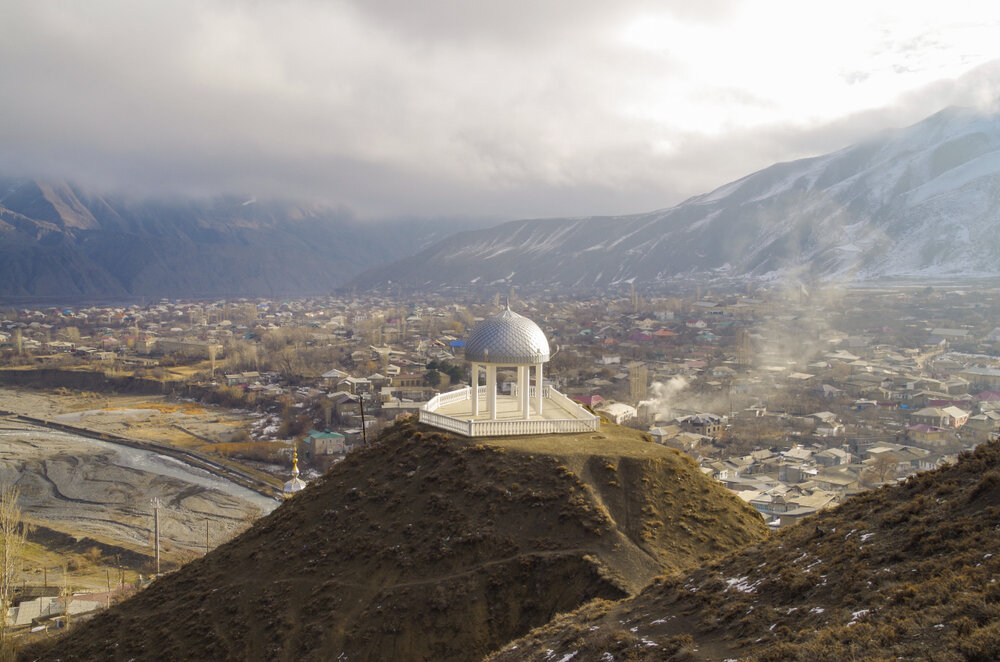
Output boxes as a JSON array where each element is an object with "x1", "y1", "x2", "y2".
[{"x1": 4, "y1": 1, "x2": 1000, "y2": 222}]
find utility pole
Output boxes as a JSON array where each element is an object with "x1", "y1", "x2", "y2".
[
  {"x1": 151, "y1": 498, "x2": 160, "y2": 575},
  {"x1": 359, "y1": 394, "x2": 367, "y2": 446},
  {"x1": 61, "y1": 565, "x2": 70, "y2": 631}
]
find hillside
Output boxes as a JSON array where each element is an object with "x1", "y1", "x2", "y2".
[
  {"x1": 21, "y1": 418, "x2": 765, "y2": 661},
  {"x1": 0, "y1": 178, "x2": 466, "y2": 300},
  {"x1": 354, "y1": 105, "x2": 1000, "y2": 292},
  {"x1": 488, "y1": 440, "x2": 1000, "y2": 662}
]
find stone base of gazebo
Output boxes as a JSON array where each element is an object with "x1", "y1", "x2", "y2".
[{"x1": 419, "y1": 386, "x2": 600, "y2": 437}]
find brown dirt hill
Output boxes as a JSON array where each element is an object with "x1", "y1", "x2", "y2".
[
  {"x1": 20, "y1": 418, "x2": 765, "y2": 662},
  {"x1": 488, "y1": 439, "x2": 1000, "y2": 662}
]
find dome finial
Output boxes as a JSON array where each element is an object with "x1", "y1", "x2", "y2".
[{"x1": 283, "y1": 447, "x2": 306, "y2": 498}]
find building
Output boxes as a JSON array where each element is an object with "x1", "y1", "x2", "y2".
[
  {"x1": 596, "y1": 403, "x2": 637, "y2": 425},
  {"x1": 419, "y1": 305, "x2": 598, "y2": 436}
]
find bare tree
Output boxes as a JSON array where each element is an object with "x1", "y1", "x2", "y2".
[
  {"x1": 863, "y1": 453, "x2": 898, "y2": 487},
  {"x1": 0, "y1": 486, "x2": 29, "y2": 653}
]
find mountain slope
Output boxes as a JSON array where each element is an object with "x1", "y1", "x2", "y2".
[
  {"x1": 353, "y1": 106, "x2": 1000, "y2": 292},
  {"x1": 22, "y1": 419, "x2": 765, "y2": 661},
  {"x1": 488, "y1": 440, "x2": 1000, "y2": 661},
  {"x1": 0, "y1": 179, "x2": 465, "y2": 300}
]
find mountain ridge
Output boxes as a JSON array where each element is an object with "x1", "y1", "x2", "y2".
[
  {"x1": 0, "y1": 178, "x2": 474, "y2": 300},
  {"x1": 353, "y1": 105, "x2": 1000, "y2": 292}
]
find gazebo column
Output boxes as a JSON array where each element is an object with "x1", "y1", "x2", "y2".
[
  {"x1": 535, "y1": 362, "x2": 543, "y2": 416},
  {"x1": 470, "y1": 363, "x2": 480, "y2": 416},
  {"x1": 487, "y1": 364, "x2": 497, "y2": 420},
  {"x1": 519, "y1": 365, "x2": 530, "y2": 419}
]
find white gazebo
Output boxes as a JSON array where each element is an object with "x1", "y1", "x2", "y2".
[{"x1": 419, "y1": 306, "x2": 599, "y2": 437}]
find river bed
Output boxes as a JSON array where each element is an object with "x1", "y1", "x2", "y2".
[{"x1": 0, "y1": 422, "x2": 279, "y2": 556}]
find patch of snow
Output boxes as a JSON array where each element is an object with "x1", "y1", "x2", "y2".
[
  {"x1": 848, "y1": 608, "x2": 870, "y2": 626},
  {"x1": 907, "y1": 150, "x2": 1000, "y2": 205},
  {"x1": 725, "y1": 576, "x2": 761, "y2": 593}
]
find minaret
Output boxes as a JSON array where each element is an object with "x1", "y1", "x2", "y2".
[{"x1": 282, "y1": 449, "x2": 306, "y2": 498}]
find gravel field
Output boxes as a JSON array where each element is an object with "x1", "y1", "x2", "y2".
[{"x1": 0, "y1": 388, "x2": 278, "y2": 562}]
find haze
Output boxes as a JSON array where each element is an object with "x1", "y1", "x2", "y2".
[{"x1": 3, "y1": 0, "x2": 1000, "y2": 221}]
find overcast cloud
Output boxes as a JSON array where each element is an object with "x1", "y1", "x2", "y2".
[{"x1": 3, "y1": 1, "x2": 1000, "y2": 222}]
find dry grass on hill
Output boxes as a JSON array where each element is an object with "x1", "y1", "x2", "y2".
[
  {"x1": 21, "y1": 418, "x2": 765, "y2": 662},
  {"x1": 488, "y1": 439, "x2": 1000, "y2": 662}
]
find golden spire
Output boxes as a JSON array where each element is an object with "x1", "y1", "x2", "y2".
[{"x1": 283, "y1": 447, "x2": 306, "y2": 498}]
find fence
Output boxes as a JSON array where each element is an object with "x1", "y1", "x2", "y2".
[{"x1": 418, "y1": 386, "x2": 599, "y2": 437}]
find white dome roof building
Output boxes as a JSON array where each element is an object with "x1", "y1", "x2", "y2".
[
  {"x1": 419, "y1": 304, "x2": 598, "y2": 437},
  {"x1": 465, "y1": 307, "x2": 550, "y2": 365}
]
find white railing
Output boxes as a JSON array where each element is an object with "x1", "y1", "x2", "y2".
[
  {"x1": 437, "y1": 387, "x2": 472, "y2": 406},
  {"x1": 546, "y1": 388, "x2": 593, "y2": 416},
  {"x1": 510, "y1": 385, "x2": 551, "y2": 398},
  {"x1": 419, "y1": 386, "x2": 599, "y2": 437},
  {"x1": 418, "y1": 409, "x2": 473, "y2": 436},
  {"x1": 466, "y1": 416, "x2": 599, "y2": 437}
]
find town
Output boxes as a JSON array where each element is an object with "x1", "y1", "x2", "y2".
[{"x1": 3, "y1": 283, "x2": 1000, "y2": 536}]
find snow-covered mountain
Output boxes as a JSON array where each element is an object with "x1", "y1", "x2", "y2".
[{"x1": 354, "y1": 106, "x2": 1000, "y2": 292}]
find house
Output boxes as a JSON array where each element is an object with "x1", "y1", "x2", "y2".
[
  {"x1": 966, "y1": 411, "x2": 1000, "y2": 435},
  {"x1": 321, "y1": 368, "x2": 348, "y2": 385},
  {"x1": 930, "y1": 328, "x2": 970, "y2": 340},
  {"x1": 648, "y1": 424, "x2": 681, "y2": 444},
  {"x1": 303, "y1": 429, "x2": 346, "y2": 456},
  {"x1": 572, "y1": 394, "x2": 605, "y2": 409},
  {"x1": 392, "y1": 373, "x2": 425, "y2": 389},
  {"x1": 974, "y1": 390, "x2": 1000, "y2": 409},
  {"x1": 815, "y1": 448, "x2": 851, "y2": 467},
  {"x1": 959, "y1": 367, "x2": 1000, "y2": 390},
  {"x1": 676, "y1": 413, "x2": 727, "y2": 436},
  {"x1": 810, "y1": 411, "x2": 838, "y2": 425},
  {"x1": 940, "y1": 405, "x2": 970, "y2": 428},
  {"x1": 301, "y1": 430, "x2": 347, "y2": 469},
  {"x1": 906, "y1": 424, "x2": 948, "y2": 443},
  {"x1": 778, "y1": 506, "x2": 820, "y2": 527},
  {"x1": 596, "y1": 403, "x2": 637, "y2": 425},
  {"x1": 783, "y1": 446, "x2": 814, "y2": 463},
  {"x1": 706, "y1": 460, "x2": 743, "y2": 482},
  {"x1": 910, "y1": 407, "x2": 950, "y2": 428},
  {"x1": 225, "y1": 371, "x2": 260, "y2": 386},
  {"x1": 338, "y1": 376, "x2": 372, "y2": 394},
  {"x1": 816, "y1": 384, "x2": 843, "y2": 398},
  {"x1": 812, "y1": 469, "x2": 860, "y2": 492}
]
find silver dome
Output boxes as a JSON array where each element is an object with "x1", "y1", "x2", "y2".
[{"x1": 465, "y1": 308, "x2": 550, "y2": 364}]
